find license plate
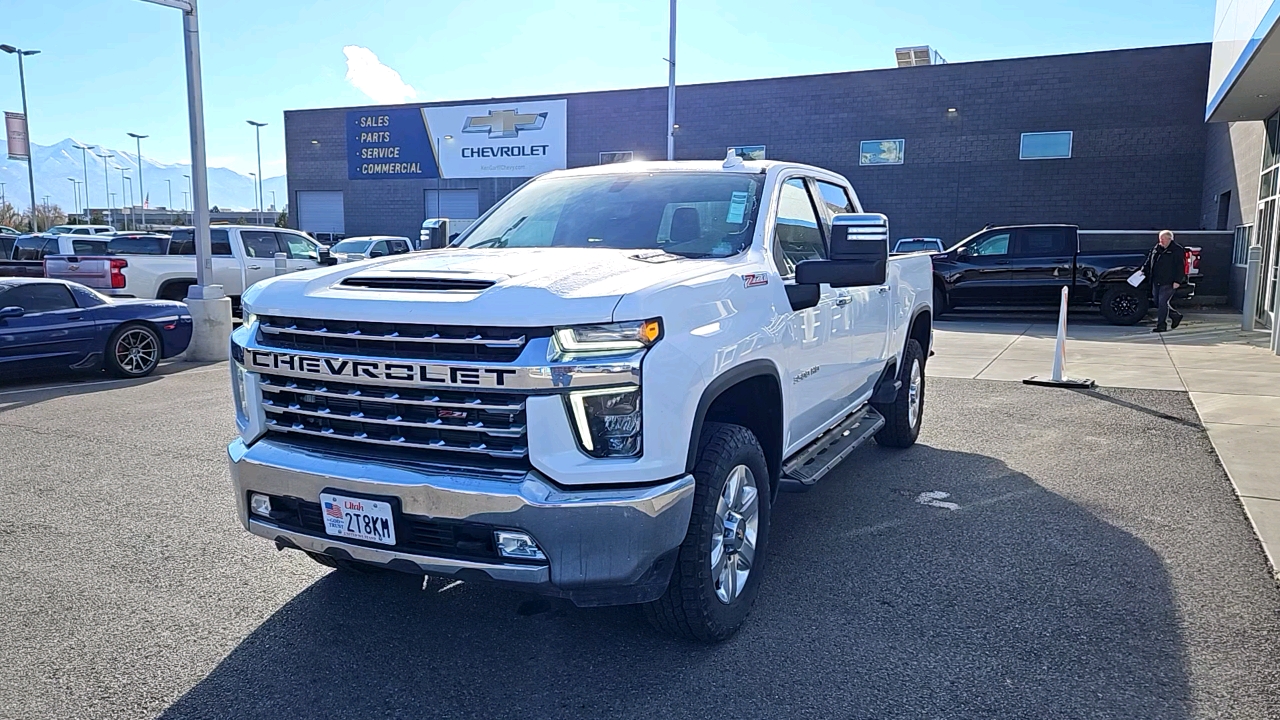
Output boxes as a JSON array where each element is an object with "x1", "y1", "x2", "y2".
[{"x1": 320, "y1": 493, "x2": 396, "y2": 545}]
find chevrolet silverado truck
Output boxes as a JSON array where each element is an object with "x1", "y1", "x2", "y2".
[
  {"x1": 228, "y1": 158, "x2": 934, "y2": 641},
  {"x1": 931, "y1": 225, "x2": 1206, "y2": 325}
]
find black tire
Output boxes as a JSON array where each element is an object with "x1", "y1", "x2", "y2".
[
  {"x1": 933, "y1": 286, "x2": 948, "y2": 319},
  {"x1": 1099, "y1": 284, "x2": 1150, "y2": 326},
  {"x1": 873, "y1": 339, "x2": 925, "y2": 448},
  {"x1": 105, "y1": 323, "x2": 162, "y2": 378},
  {"x1": 644, "y1": 422, "x2": 772, "y2": 643}
]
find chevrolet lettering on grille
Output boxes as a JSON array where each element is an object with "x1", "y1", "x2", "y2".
[{"x1": 246, "y1": 349, "x2": 518, "y2": 387}]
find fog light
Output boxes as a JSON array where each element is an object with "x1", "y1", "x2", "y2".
[
  {"x1": 250, "y1": 493, "x2": 272, "y2": 517},
  {"x1": 495, "y1": 531, "x2": 545, "y2": 560}
]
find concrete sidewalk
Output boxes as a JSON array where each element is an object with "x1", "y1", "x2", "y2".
[{"x1": 930, "y1": 312, "x2": 1280, "y2": 578}]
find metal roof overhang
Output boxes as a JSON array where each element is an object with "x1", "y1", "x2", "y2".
[{"x1": 1208, "y1": 6, "x2": 1280, "y2": 122}]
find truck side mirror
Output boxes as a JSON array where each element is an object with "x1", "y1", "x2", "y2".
[
  {"x1": 792, "y1": 213, "x2": 889, "y2": 289},
  {"x1": 420, "y1": 218, "x2": 450, "y2": 249},
  {"x1": 0, "y1": 306, "x2": 24, "y2": 319}
]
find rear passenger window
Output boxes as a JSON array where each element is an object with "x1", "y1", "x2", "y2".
[
  {"x1": 241, "y1": 231, "x2": 281, "y2": 258},
  {"x1": 773, "y1": 178, "x2": 827, "y2": 277},
  {"x1": 73, "y1": 240, "x2": 108, "y2": 255},
  {"x1": 211, "y1": 230, "x2": 233, "y2": 257},
  {"x1": 1016, "y1": 229, "x2": 1070, "y2": 256},
  {"x1": 814, "y1": 181, "x2": 856, "y2": 215}
]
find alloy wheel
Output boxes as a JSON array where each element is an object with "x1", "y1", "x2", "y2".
[
  {"x1": 115, "y1": 328, "x2": 158, "y2": 375},
  {"x1": 711, "y1": 464, "x2": 760, "y2": 604}
]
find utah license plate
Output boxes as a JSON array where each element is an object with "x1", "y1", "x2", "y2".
[{"x1": 320, "y1": 493, "x2": 396, "y2": 546}]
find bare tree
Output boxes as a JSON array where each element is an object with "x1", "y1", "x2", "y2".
[
  {"x1": 32, "y1": 204, "x2": 67, "y2": 230},
  {"x1": 0, "y1": 202, "x2": 24, "y2": 231}
]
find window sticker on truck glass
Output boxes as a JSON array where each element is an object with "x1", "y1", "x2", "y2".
[{"x1": 726, "y1": 191, "x2": 750, "y2": 224}]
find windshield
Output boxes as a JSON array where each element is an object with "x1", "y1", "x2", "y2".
[
  {"x1": 48, "y1": 226, "x2": 75, "y2": 235},
  {"x1": 331, "y1": 239, "x2": 374, "y2": 253},
  {"x1": 455, "y1": 172, "x2": 765, "y2": 258},
  {"x1": 895, "y1": 240, "x2": 943, "y2": 253}
]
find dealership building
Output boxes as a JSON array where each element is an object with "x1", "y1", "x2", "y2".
[{"x1": 284, "y1": 40, "x2": 1266, "y2": 312}]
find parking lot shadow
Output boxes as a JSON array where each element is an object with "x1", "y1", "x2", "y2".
[
  {"x1": 158, "y1": 446, "x2": 1190, "y2": 720},
  {"x1": 0, "y1": 360, "x2": 221, "y2": 414}
]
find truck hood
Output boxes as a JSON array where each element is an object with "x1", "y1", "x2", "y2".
[{"x1": 242, "y1": 247, "x2": 730, "y2": 326}]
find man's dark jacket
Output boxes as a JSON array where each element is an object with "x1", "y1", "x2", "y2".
[{"x1": 1141, "y1": 241, "x2": 1188, "y2": 287}]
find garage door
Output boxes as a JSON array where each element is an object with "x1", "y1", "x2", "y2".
[
  {"x1": 426, "y1": 189, "x2": 480, "y2": 232},
  {"x1": 297, "y1": 191, "x2": 345, "y2": 235}
]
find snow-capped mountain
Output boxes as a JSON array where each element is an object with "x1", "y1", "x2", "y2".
[{"x1": 0, "y1": 138, "x2": 286, "y2": 214}]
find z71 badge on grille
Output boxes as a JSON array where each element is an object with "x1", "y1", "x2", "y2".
[{"x1": 244, "y1": 349, "x2": 518, "y2": 387}]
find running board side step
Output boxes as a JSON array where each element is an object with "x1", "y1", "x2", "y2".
[{"x1": 779, "y1": 406, "x2": 885, "y2": 492}]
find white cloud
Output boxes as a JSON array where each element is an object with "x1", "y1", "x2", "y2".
[{"x1": 343, "y1": 45, "x2": 418, "y2": 104}]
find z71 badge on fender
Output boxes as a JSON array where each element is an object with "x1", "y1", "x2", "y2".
[{"x1": 245, "y1": 349, "x2": 517, "y2": 387}]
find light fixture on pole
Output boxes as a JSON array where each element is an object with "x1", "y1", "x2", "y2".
[
  {"x1": 73, "y1": 144, "x2": 95, "y2": 221},
  {"x1": 96, "y1": 152, "x2": 114, "y2": 228},
  {"x1": 247, "y1": 120, "x2": 266, "y2": 225},
  {"x1": 127, "y1": 132, "x2": 148, "y2": 229},
  {"x1": 665, "y1": 0, "x2": 676, "y2": 161},
  {"x1": 1, "y1": 44, "x2": 41, "y2": 231},
  {"x1": 138, "y1": 0, "x2": 228, "y2": 362}
]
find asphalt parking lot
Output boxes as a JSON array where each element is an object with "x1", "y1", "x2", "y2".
[{"x1": 1, "y1": 363, "x2": 1278, "y2": 719}]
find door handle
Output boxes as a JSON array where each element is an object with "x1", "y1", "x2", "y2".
[
  {"x1": 835, "y1": 296, "x2": 853, "y2": 306},
  {"x1": 247, "y1": 265, "x2": 261, "y2": 270},
  {"x1": 1051, "y1": 258, "x2": 1069, "y2": 263},
  {"x1": 877, "y1": 286, "x2": 889, "y2": 294},
  {"x1": 995, "y1": 260, "x2": 1010, "y2": 265}
]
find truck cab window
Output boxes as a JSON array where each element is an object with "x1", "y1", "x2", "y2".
[
  {"x1": 241, "y1": 231, "x2": 282, "y2": 258},
  {"x1": 773, "y1": 178, "x2": 827, "y2": 277},
  {"x1": 814, "y1": 181, "x2": 855, "y2": 214},
  {"x1": 211, "y1": 230, "x2": 233, "y2": 257},
  {"x1": 277, "y1": 232, "x2": 319, "y2": 260},
  {"x1": 970, "y1": 232, "x2": 1011, "y2": 257},
  {"x1": 1016, "y1": 229, "x2": 1070, "y2": 256}
]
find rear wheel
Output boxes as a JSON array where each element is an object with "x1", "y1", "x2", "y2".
[
  {"x1": 158, "y1": 281, "x2": 194, "y2": 302},
  {"x1": 644, "y1": 422, "x2": 771, "y2": 643},
  {"x1": 873, "y1": 339, "x2": 925, "y2": 448},
  {"x1": 1099, "y1": 285, "x2": 1150, "y2": 325},
  {"x1": 105, "y1": 323, "x2": 161, "y2": 378}
]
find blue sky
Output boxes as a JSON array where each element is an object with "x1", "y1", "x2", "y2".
[{"x1": 0, "y1": 0, "x2": 1214, "y2": 179}]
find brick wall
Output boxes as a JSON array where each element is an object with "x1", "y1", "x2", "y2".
[{"x1": 285, "y1": 43, "x2": 1212, "y2": 245}]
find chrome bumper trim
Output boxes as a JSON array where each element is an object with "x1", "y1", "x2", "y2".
[{"x1": 229, "y1": 437, "x2": 695, "y2": 593}]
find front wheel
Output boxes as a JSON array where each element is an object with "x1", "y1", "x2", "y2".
[
  {"x1": 106, "y1": 324, "x2": 161, "y2": 378},
  {"x1": 1099, "y1": 285, "x2": 1150, "y2": 325},
  {"x1": 644, "y1": 422, "x2": 771, "y2": 643},
  {"x1": 873, "y1": 339, "x2": 925, "y2": 448}
]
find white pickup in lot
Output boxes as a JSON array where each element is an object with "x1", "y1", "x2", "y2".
[
  {"x1": 43, "y1": 225, "x2": 326, "y2": 302},
  {"x1": 228, "y1": 158, "x2": 934, "y2": 642}
]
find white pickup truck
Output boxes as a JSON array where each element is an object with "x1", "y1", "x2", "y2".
[
  {"x1": 227, "y1": 159, "x2": 934, "y2": 641},
  {"x1": 43, "y1": 225, "x2": 326, "y2": 302}
]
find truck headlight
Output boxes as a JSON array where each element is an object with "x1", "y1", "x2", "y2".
[
  {"x1": 231, "y1": 360, "x2": 250, "y2": 422},
  {"x1": 552, "y1": 319, "x2": 661, "y2": 357},
  {"x1": 567, "y1": 386, "x2": 642, "y2": 458}
]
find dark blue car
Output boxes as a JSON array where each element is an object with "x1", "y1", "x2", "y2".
[{"x1": 0, "y1": 278, "x2": 193, "y2": 379}]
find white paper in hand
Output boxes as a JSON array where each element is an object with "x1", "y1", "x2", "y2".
[{"x1": 1127, "y1": 270, "x2": 1145, "y2": 288}]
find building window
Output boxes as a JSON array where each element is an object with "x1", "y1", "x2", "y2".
[
  {"x1": 859, "y1": 139, "x2": 904, "y2": 166},
  {"x1": 1217, "y1": 190, "x2": 1233, "y2": 230},
  {"x1": 728, "y1": 145, "x2": 766, "y2": 161},
  {"x1": 1020, "y1": 131, "x2": 1073, "y2": 160},
  {"x1": 1233, "y1": 224, "x2": 1254, "y2": 267},
  {"x1": 599, "y1": 151, "x2": 634, "y2": 164}
]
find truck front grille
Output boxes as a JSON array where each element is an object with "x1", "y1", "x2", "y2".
[
  {"x1": 259, "y1": 373, "x2": 529, "y2": 462},
  {"x1": 256, "y1": 315, "x2": 546, "y2": 362}
]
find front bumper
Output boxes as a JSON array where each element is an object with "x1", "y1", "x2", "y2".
[{"x1": 228, "y1": 437, "x2": 695, "y2": 606}]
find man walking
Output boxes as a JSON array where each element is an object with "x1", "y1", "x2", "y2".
[{"x1": 1142, "y1": 230, "x2": 1188, "y2": 333}]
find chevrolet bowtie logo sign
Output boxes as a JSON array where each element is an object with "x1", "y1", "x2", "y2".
[{"x1": 462, "y1": 109, "x2": 547, "y2": 139}]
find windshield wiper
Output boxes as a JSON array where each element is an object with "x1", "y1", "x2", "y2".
[{"x1": 466, "y1": 216, "x2": 528, "y2": 248}]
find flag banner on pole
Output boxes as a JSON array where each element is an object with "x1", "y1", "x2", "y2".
[{"x1": 5, "y1": 112, "x2": 29, "y2": 160}]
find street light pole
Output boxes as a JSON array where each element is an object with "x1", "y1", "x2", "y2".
[
  {"x1": 67, "y1": 178, "x2": 78, "y2": 215},
  {"x1": 247, "y1": 120, "x2": 266, "y2": 226},
  {"x1": 183, "y1": 174, "x2": 191, "y2": 212},
  {"x1": 119, "y1": 168, "x2": 130, "y2": 231},
  {"x1": 1, "y1": 44, "x2": 42, "y2": 231},
  {"x1": 249, "y1": 172, "x2": 256, "y2": 219},
  {"x1": 139, "y1": 0, "x2": 227, "y2": 361},
  {"x1": 165, "y1": 178, "x2": 172, "y2": 213},
  {"x1": 127, "y1": 132, "x2": 149, "y2": 229},
  {"x1": 96, "y1": 152, "x2": 114, "y2": 228},
  {"x1": 73, "y1": 144, "x2": 95, "y2": 222},
  {"x1": 666, "y1": 0, "x2": 676, "y2": 161}
]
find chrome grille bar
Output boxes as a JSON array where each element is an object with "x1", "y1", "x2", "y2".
[
  {"x1": 263, "y1": 403, "x2": 526, "y2": 438},
  {"x1": 259, "y1": 377, "x2": 525, "y2": 413},
  {"x1": 259, "y1": 322, "x2": 525, "y2": 348},
  {"x1": 264, "y1": 419, "x2": 528, "y2": 459}
]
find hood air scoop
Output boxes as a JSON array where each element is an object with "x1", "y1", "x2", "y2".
[{"x1": 340, "y1": 276, "x2": 496, "y2": 292}]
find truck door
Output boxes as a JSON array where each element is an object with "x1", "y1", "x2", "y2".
[
  {"x1": 210, "y1": 230, "x2": 245, "y2": 297},
  {"x1": 239, "y1": 230, "x2": 281, "y2": 290},
  {"x1": 774, "y1": 177, "x2": 860, "y2": 446},
  {"x1": 947, "y1": 230, "x2": 1015, "y2": 304},
  {"x1": 1008, "y1": 227, "x2": 1075, "y2": 304},
  {"x1": 812, "y1": 179, "x2": 890, "y2": 400}
]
